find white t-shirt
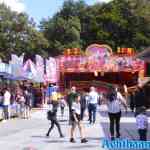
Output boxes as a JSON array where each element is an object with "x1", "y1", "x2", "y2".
[
  {"x1": 3, "y1": 91, "x2": 11, "y2": 106},
  {"x1": 108, "y1": 100, "x2": 121, "y2": 113},
  {"x1": 88, "y1": 91, "x2": 99, "y2": 104},
  {"x1": 136, "y1": 114, "x2": 148, "y2": 129},
  {"x1": 107, "y1": 92, "x2": 125, "y2": 113},
  {"x1": 72, "y1": 102, "x2": 81, "y2": 115}
]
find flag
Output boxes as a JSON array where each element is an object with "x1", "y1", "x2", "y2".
[
  {"x1": 46, "y1": 57, "x2": 58, "y2": 83},
  {"x1": 11, "y1": 54, "x2": 18, "y2": 64},
  {"x1": 36, "y1": 55, "x2": 44, "y2": 78},
  {"x1": 10, "y1": 54, "x2": 25, "y2": 77},
  {"x1": 19, "y1": 53, "x2": 24, "y2": 65}
]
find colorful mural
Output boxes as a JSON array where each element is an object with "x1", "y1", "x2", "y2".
[{"x1": 58, "y1": 44, "x2": 144, "y2": 73}]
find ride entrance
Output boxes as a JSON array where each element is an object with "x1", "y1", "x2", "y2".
[{"x1": 57, "y1": 44, "x2": 144, "y2": 92}]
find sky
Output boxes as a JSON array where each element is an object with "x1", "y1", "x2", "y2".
[{"x1": 0, "y1": 0, "x2": 112, "y2": 24}]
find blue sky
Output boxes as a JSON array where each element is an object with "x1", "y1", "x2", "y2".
[
  {"x1": 24, "y1": 0, "x2": 107, "y2": 24},
  {"x1": 25, "y1": 0, "x2": 65, "y2": 23},
  {"x1": 0, "y1": 0, "x2": 111, "y2": 24}
]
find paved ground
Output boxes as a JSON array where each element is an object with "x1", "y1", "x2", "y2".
[{"x1": 0, "y1": 105, "x2": 150, "y2": 150}]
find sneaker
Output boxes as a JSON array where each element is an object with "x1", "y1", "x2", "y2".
[
  {"x1": 70, "y1": 138, "x2": 76, "y2": 143},
  {"x1": 116, "y1": 133, "x2": 120, "y2": 138},
  {"x1": 81, "y1": 138, "x2": 88, "y2": 143},
  {"x1": 111, "y1": 136, "x2": 115, "y2": 140}
]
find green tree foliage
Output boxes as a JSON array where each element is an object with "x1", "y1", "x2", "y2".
[
  {"x1": 40, "y1": 0, "x2": 85, "y2": 56},
  {"x1": 0, "y1": 0, "x2": 150, "y2": 59},
  {"x1": 0, "y1": 4, "x2": 49, "y2": 61},
  {"x1": 40, "y1": 0, "x2": 150, "y2": 55}
]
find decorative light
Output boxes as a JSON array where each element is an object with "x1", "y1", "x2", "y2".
[
  {"x1": 74, "y1": 48, "x2": 78, "y2": 55},
  {"x1": 101, "y1": 71, "x2": 104, "y2": 76},
  {"x1": 117, "y1": 47, "x2": 120, "y2": 54},
  {"x1": 94, "y1": 71, "x2": 98, "y2": 77},
  {"x1": 67, "y1": 49, "x2": 71, "y2": 55}
]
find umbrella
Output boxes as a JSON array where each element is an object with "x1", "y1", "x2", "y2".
[
  {"x1": 3, "y1": 74, "x2": 15, "y2": 79},
  {"x1": 0, "y1": 72, "x2": 12, "y2": 77},
  {"x1": 136, "y1": 47, "x2": 150, "y2": 62}
]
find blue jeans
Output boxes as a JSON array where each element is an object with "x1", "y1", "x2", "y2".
[
  {"x1": 88, "y1": 103, "x2": 97, "y2": 123},
  {"x1": 3, "y1": 105, "x2": 9, "y2": 120}
]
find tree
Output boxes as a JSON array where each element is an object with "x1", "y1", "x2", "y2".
[
  {"x1": 40, "y1": 0, "x2": 86, "y2": 56},
  {"x1": 40, "y1": 14, "x2": 81, "y2": 56},
  {"x1": 40, "y1": 0, "x2": 150, "y2": 55},
  {"x1": 0, "y1": 4, "x2": 49, "y2": 61}
]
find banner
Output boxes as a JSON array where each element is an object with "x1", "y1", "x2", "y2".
[
  {"x1": 11, "y1": 53, "x2": 24, "y2": 65},
  {"x1": 10, "y1": 54, "x2": 25, "y2": 77},
  {"x1": 46, "y1": 57, "x2": 58, "y2": 83},
  {"x1": 35, "y1": 55, "x2": 44, "y2": 81},
  {"x1": 23, "y1": 59, "x2": 41, "y2": 81}
]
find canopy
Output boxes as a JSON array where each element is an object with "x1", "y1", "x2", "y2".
[{"x1": 3, "y1": 74, "x2": 29, "y2": 81}]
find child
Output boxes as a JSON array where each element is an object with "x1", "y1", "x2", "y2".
[
  {"x1": 70, "y1": 94, "x2": 88, "y2": 143},
  {"x1": 46, "y1": 106, "x2": 64, "y2": 138},
  {"x1": 136, "y1": 106, "x2": 148, "y2": 141}
]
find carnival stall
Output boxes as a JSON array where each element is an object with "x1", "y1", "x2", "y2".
[
  {"x1": 0, "y1": 44, "x2": 145, "y2": 109},
  {"x1": 57, "y1": 44, "x2": 144, "y2": 92}
]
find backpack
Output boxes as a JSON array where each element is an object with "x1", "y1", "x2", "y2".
[
  {"x1": 47, "y1": 110, "x2": 56, "y2": 120},
  {"x1": 47, "y1": 110, "x2": 53, "y2": 120}
]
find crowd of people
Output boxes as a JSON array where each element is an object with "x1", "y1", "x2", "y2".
[
  {"x1": 0, "y1": 84, "x2": 35, "y2": 122},
  {"x1": 0, "y1": 82, "x2": 149, "y2": 142},
  {"x1": 46, "y1": 84, "x2": 149, "y2": 143}
]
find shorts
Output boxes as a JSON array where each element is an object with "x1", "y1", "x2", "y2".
[{"x1": 70, "y1": 113, "x2": 81, "y2": 125}]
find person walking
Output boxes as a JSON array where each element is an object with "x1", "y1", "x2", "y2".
[
  {"x1": 107, "y1": 86, "x2": 127, "y2": 140},
  {"x1": 88, "y1": 87, "x2": 99, "y2": 124},
  {"x1": 46, "y1": 106, "x2": 64, "y2": 138},
  {"x1": 66, "y1": 86, "x2": 78, "y2": 124},
  {"x1": 136, "y1": 106, "x2": 148, "y2": 141},
  {"x1": 19, "y1": 93, "x2": 26, "y2": 119},
  {"x1": 70, "y1": 94, "x2": 88, "y2": 143},
  {"x1": 129, "y1": 91, "x2": 135, "y2": 112},
  {"x1": 3, "y1": 88, "x2": 11, "y2": 122},
  {"x1": 134, "y1": 85, "x2": 146, "y2": 116},
  {"x1": 24, "y1": 89, "x2": 32, "y2": 119},
  {"x1": 59, "y1": 96, "x2": 66, "y2": 119},
  {"x1": 80, "y1": 91, "x2": 88, "y2": 120},
  {"x1": 50, "y1": 85, "x2": 60, "y2": 112}
]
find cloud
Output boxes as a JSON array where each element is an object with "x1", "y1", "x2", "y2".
[{"x1": 0, "y1": 0, "x2": 25, "y2": 12}]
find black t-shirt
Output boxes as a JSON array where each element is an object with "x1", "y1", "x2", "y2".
[{"x1": 135, "y1": 89, "x2": 146, "y2": 107}]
